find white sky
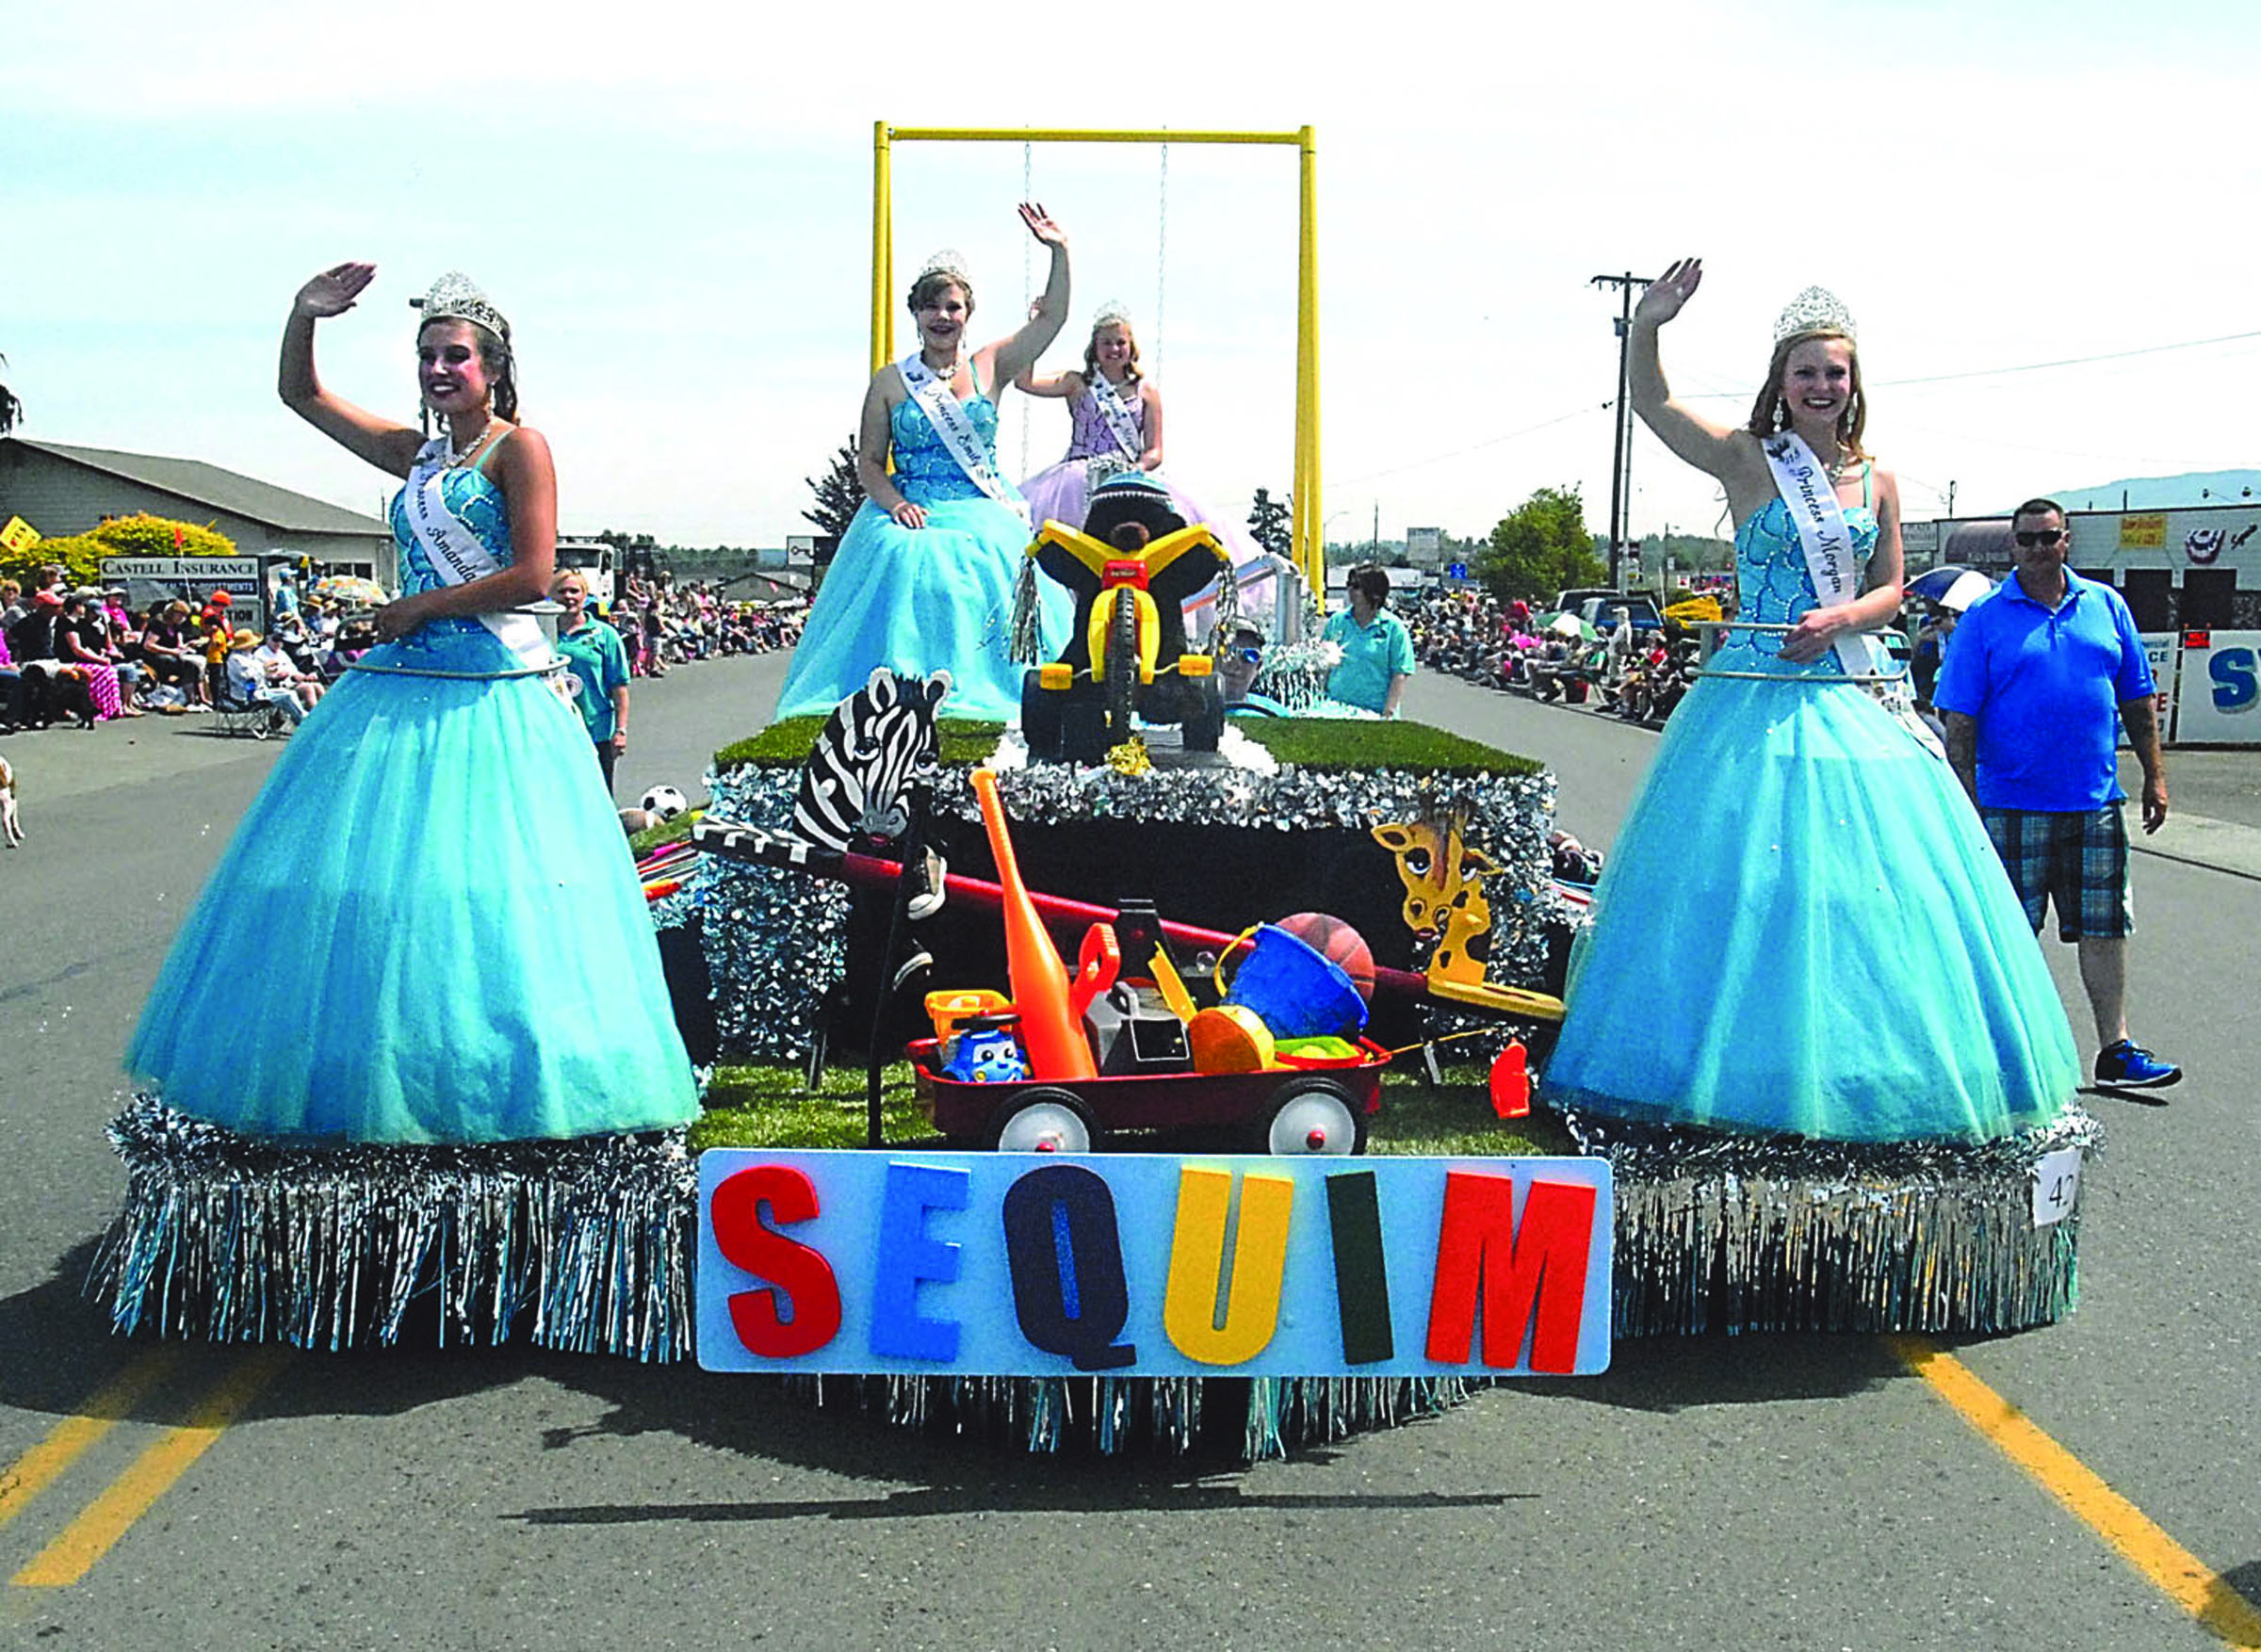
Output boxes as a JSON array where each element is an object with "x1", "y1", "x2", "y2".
[{"x1": 6, "y1": 0, "x2": 2254, "y2": 550}]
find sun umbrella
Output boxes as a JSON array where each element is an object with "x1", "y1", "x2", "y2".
[
  {"x1": 1907, "y1": 565, "x2": 1979, "y2": 606},
  {"x1": 1546, "y1": 611, "x2": 1596, "y2": 640},
  {"x1": 311, "y1": 575, "x2": 390, "y2": 608},
  {"x1": 1938, "y1": 571, "x2": 1993, "y2": 612}
]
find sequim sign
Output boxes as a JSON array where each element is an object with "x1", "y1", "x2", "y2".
[{"x1": 696, "y1": 1151, "x2": 1615, "y2": 1378}]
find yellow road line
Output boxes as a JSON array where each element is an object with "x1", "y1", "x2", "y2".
[
  {"x1": 0, "y1": 1349, "x2": 182, "y2": 1533},
  {"x1": 11, "y1": 1346, "x2": 291, "y2": 1590},
  {"x1": 1892, "y1": 1336, "x2": 2261, "y2": 1650}
]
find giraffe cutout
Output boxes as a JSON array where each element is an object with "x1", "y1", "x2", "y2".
[{"x1": 1371, "y1": 817, "x2": 1497, "y2": 991}]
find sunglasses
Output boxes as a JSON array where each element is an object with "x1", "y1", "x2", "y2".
[
  {"x1": 1230, "y1": 645, "x2": 1263, "y2": 665},
  {"x1": 2013, "y1": 528, "x2": 2065, "y2": 548}
]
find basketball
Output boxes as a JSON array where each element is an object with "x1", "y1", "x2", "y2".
[{"x1": 1276, "y1": 912, "x2": 1376, "y2": 1002}]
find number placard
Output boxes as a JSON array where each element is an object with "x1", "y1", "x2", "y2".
[{"x1": 2031, "y1": 1147, "x2": 2083, "y2": 1227}]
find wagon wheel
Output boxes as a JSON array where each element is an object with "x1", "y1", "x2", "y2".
[
  {"x1": 1101, "y1": 587, "x2": 1139, "y2": 747},
  {"x1": 1255, "y1": 1076, "x2": 1366, "y2": 1157},
  {"x1": 986, "y1": 1086, "x2": 1098, "y2": 1155}
]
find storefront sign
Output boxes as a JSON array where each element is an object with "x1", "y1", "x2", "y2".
[
  {"x1": 697, "y1": 1150, "x2": 1615, "y2": 1379},
  {"x1": 2174, "y1": 629, "x2": 2261, "y2": 744},
  {"x1": 2119, "y1": 513, "x2": 2167, "y2": 550}
]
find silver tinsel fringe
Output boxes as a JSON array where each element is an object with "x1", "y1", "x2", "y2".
[
  {"x1": 1248, "y1": 640, "x2": 1336, "y2": 712},
  {"x1": 89, "y1": 1096, "x2": 698, "y2": 1360},
  {"x1": 1566, "y1": 1104, "x2": 2105, "y2": 1336},
  {"x1": 677, "y1": 756, "x2": 1570, "y2": 1056},
  {"x1": 673, "y1": 766, "x2": 847, "y2": 1061}
]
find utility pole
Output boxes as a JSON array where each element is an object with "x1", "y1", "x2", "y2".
[
  {"x1": 1591, "y1": 271, "x2": 1655, "y2": 588},
  {"x1": 1946, "y1": 480, "x2": 1957, "y2": 518},
  {"x1": 1372, "y1": 500, "x2": 1379, "y2": 559}
]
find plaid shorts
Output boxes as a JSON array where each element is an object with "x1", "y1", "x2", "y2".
[{"x1": 1981, "y1": 803, "x2": 2134, "y2": 941}]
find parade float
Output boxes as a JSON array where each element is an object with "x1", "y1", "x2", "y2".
[{"x1": 89, "y1": 125, "x2": 2098, "y2": 1463}]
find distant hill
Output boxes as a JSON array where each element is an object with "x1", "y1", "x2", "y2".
[{"x1": 2007, "y1": 470, "x2": 2261, "y2": 514}]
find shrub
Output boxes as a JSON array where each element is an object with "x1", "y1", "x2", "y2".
[
  {"x1": 89, "y1": 512, "x2": 236, "y2": 558},
  {"x1": 1, "y1": 531, "x2": 105, "y2": 588}
]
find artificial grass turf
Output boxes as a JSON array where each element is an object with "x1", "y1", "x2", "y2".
[
  {"x1": 691, "y1": 1059, "x2": 1575, "y2": 1158},
  {"x1": 628, "y1": 809, "x2": 701, "y2": 856},
  {"x1": 1233, "y1": 718, "x2": 1545, "y2": 778},
  {"x1": 714, "y1": 716, "x2": 1014, "y2": 771},
  {"x1": 710, "y1": 714, "x2": 1542, "y2": 778}
]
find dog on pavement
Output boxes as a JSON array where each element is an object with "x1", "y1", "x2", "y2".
[{"x1": 0, "y1": 753, "x2": 20, "y2": 847}]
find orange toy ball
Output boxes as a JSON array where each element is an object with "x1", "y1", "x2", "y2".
[{"x1": 1276, "y1": 912, "x2": 1376, "y2": 1003}]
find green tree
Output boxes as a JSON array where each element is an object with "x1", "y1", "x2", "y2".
[
  {"x1": 1246, "y1": 487, "x2": 1292, "y2": 559},
  {"x1": 804, "y1": 437, "x2": 863, "y2": 540},
  {"x1": 1480, "y1": 486, "x2": 1605, "y2": 606},
  {"x1": 0, "y1": 351, "x2": 21, "y2": 437}
]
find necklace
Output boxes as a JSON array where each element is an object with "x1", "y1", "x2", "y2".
[
  {"x1": 921, "y1": 353, "x2": 963, "y2": 381},
  {"x1": 447, "y1": 419, "x2": 507, "y2": 469}
]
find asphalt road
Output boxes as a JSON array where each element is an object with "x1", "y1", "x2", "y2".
[{"x1": 1, "y1": 654, "x2": 2254, "y2": 1651}]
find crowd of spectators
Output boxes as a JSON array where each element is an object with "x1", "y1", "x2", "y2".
[
  {"x1": 1396, "y1": 586, "x2": 1704, "y2": 726},
  {"x1": 608, "y1": 573, "x2": 804, "y2": 679},
  {"x1": 0, "y1": 562, "x2": 805, "y2": 738}
]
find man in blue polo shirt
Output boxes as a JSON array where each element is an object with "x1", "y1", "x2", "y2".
[
  {"x1": 1936, "y1": 497, "x2": 2177, "y2": 1090},
  {"x1": 1323, "y1": 566, "x2": 1416, "y2": 717}
]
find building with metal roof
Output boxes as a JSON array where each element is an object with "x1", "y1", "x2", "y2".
[{"x1": 0, "y1": 436, "x2": 391, "y2": 582}]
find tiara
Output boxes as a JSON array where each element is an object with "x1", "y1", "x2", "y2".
[
  {"x1": 1091, "y1": 299, "x2": 1133, "y2": 329},
  {"x1": 914, "y1": 248, "x2": 970, "y2": 286},
  {"x1": 415, "y1": 271, "x2": 511, "y2": 343},
  {"x1": 1774, "y1": 285, "x2": 1856, "y2": 346}
]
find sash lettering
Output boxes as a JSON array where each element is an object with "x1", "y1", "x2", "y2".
[
  {"x1": 897, "y1": 357, "x2": 1027, "y2": 521},
  {"x1": 1085, "y1": 371, "x2": 1145, "y2": 464},
  {"x1": 405, "y1": 439, "x2": 555, "y2": 670},
  {"x1": 1760, "y1": 431, "x2": 1880, "y2": 679}
]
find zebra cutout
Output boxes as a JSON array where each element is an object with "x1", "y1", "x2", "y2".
[{"x1": 791, "y1": 667, "x2": 952, "y2": 853}]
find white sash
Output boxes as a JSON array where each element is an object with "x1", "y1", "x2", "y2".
[
  {"x1": 1759, "y1": 430, "x2": 1881, "y2": 679},
  {"x1": 896, "y1": 356, "x2": 1026, "y2": 520},
  {"x1": 404, "y1": 439, "x2": 554, "y2": 669},
  {"x1": 1084, "y1": 370, "x2": 1145, "y2": 462}
]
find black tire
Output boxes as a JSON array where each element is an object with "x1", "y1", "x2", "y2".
[
  {"x1": 1181, "y1": 675, "x2": 1225, "y2": 752},
  {"x1": 1021, "y1": 668, "x2": 1065, "y2": 761},
  {"x1": 1101, "y1": 588, "x2": 1138, "y2": 747},
  {"x1": 985, "y1": 1086, "x2": 1099, "y2": 1154},
  {"x1": 1253, "y1": 1076, "x2": 1366, "y2": 1156}
]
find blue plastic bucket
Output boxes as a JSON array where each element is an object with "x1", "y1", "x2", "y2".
[{"x1": 1222, "y1": 924, "x2": 1370, "y2": 1040}]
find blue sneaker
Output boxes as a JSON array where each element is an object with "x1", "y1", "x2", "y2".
[{"x1": 2094, "y1": 1040, "x2": 2181, "y2": 1089}]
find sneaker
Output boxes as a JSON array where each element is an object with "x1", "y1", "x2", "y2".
[
  {"x1": 2094, "y1": 1039, "x2": 2182, "y2": 1089},
  {"x1": 903, "y1": 845, "x2": 948, "y2": 921}
]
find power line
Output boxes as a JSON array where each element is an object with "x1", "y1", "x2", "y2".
[
  {"x1": 1875, "y1": 327, "x2": 2261, "y2": 389},
  {"x1": 1678, "y1": 326, "x2": 2261, "y2": 399}
]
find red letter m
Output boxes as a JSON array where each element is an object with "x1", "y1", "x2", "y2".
[{"x1": 1423, "y1": 1171, "x2": 1595, "y2": 1373}]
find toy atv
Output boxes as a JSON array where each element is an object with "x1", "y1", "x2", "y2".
[{"x1": 1020, "y1": 472, "x2": 1230, "y2": 765}]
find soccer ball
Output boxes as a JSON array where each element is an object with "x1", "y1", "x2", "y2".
[{"x1": 640, "y1": 785, "x2": 689, "y2": 821}]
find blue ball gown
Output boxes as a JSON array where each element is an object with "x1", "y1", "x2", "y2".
[
  {"x1": 125, "y1": 467, "x2": 700, "y2": 1144},
  {"x1": 1539, "y1": 491, "x2": 2079, "y2": 1142},
  {"x1": 776, "y1": 382, "x2": 1066, "y2": 722}
]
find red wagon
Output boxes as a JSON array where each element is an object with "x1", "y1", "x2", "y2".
[{"x1": 909, "y1": 1036, "x2": 1391, "y2": 1157}]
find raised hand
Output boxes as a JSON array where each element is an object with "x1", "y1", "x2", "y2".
[
  {"x1": 1634, "y1": 257, "x2": 1702, "y2": 327},
  {"x1": 1017, "y1": 202, "x2": 1066, "y2": 249},
  {"x1": 295, "y1": 262, "x2": 377, "y2": 320}
]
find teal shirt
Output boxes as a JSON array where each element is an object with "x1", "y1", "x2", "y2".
[
  {"x1": 1323, "y1": 607, "x2": 1415, "y2": 713},
  {"x1": 556, "y1": 615, "x2": 630, "y2": 741}
]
